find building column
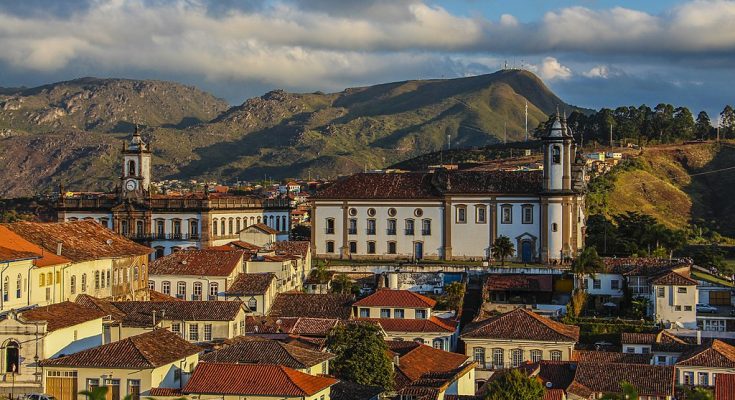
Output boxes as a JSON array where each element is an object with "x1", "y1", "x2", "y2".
[
  {"x1": 562, "y1": 141, "x2": 572, "y2": 190},
  {"x1": 442, "y1": 198, "x2": 452, "y2": 260},
  {"x1": 341, "y1": 201, "x2": 349, "y2": 259},
  {"x1": 309, "y1": 203, "x2": 317, "y2": 256},
  {"x1": 561, "y1": 197, "x2": 571, "y2": 260},
  {"x1": 539, "y1": 197, "x2": 548, "y2": 263},
  {"x1": 200, "y1": 212, "x2": 211, "y2": 248}
]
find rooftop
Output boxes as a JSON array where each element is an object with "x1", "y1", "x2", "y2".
[
  {"x1": 19, "y1": 302, "x2": 106, "y2": 332},
  {"x1": 273, "y1": 241, "x2": 311, "y2": 258},
  {"x1": 0, "y1": 225, "x2": 68, "y2": 266},
  {"x1": 4, "y1": 221, "x2": 151, "y2": 262},
  {"x1": 150, "y1": 249, "x2": 243, "y2": 277},
  {"x1": 42, "y1": 329, "x2": 201, "y2": 368},
  {"x1": 358, "y1": 317, "x2": 456, "y2": 333},
  {"x1": 650, "y1": 270, "x2": 698, "y2": 286},
  {"x1": 269, "y1": 293, "x2": 354, "y2": 320},
  {"x1": 461, "y1": 308, "x2": 579, "y2": 343},
  {"x1": 111, "y1": 301, "x2": 245, "y2": 327},
  {"x1": 485, "y1": 274, "x2": 553, "y2": 292},
  {"x1": 716, "y1": 373, "x2": 735, "y2": 400},
  {"x1": 353, "y1": 289, "x2": 436, "y2": 308},
  {"x1": 677, "y1": 339, "x2": 735, "y2": 368},
  {"x1": 569, "y1": 362, "x2": 674, "y2": 397},
  {"x1": 226, "y1": 273, "x2": 277, "y2": 296},
  {"x1": 183, "y1": 362, "x2": 337, "y2": 396},
  {"x1": 245, "y1": 316, "x2": 340, "y2": 336},
  {"x1": 200, "y1": 336, "x2": 333, "y2": 368}
]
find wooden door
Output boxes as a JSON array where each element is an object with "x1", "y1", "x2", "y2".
[{"x1": 46, "y1": 377, "x2": 77, "y2": 400}]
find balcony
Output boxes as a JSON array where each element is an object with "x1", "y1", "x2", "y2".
[
  {"x1": 348, "y1": 228, "x2": 357, "y2": 235},
  {"x1": 405, "y1": 229, "x2": 415, "y2": 235},
  {"x1": 366, "y1": 229, "x2": 376, "y2": 235},
  {"x1": 126, "y1": 233, "x2": 200, "y2": 241},
  {"x1": 422, "y1": 229, "x2": 431, "y2": 236},
  {"x1": 387, "y1": 229, "x2": 396, "y2": 235}
]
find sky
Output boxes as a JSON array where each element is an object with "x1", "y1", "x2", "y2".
[{"x1": 0, "y1": 0, "x2": 734, "y2": 116}]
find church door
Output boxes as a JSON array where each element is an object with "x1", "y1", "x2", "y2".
[
  {"x1": 414, "y1": 242, "x2": 423, "y2": 261},
  {"x1": 521, "y1": 241, "x2": 533, "y2": 263}
]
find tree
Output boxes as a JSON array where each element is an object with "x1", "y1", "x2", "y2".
[
  {"x1": 720, "y1": 105, "x2": 735, "y2": 139},
  {"x1": 291, "y1": 224, "x2": 311, "y2": 241},
  {"x1": 491, "y1": 236, "x2": 515, "y2": 266},
  {"x1": 443, "y1": 281, "x2": 466, "y2": 312},
  {"x1": 695, "y1": 111, "x2": 712, "y2": 140},
  {"x1": 571, "y1": 247, "x2": 604, "y2": 283},
  {"x1": 331, "y1": 273, "x2": 358, "y2": 295},
  {"x1": 672, "y1": 107, "x2": 695, "y2": 140},
  {"x1": 683, "y1": 387, "x2": 714, "y2": 400},
  {"x1": 485, "y1": 369, "x2": 545, "y2": 400},
  {"x1": 326, "y1": 323, "x2": 394, "y2": 389},
  {"x1": 599, "y1": 382, "x2": 638, "y2": 400}
]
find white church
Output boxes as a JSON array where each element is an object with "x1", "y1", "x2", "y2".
[
  {"x1": 310, "y1": 115, "x2": 586, "y2": 263},
  {"x1": 57, "y1": 128, "x2": 291, "y2": 258}
]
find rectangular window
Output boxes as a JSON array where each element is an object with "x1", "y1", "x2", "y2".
[
  {"x1": 626, "y1": 347, "x2": 635, "y2": 353},
  {"x1": 492, "y1": 348, "x2": 504, "y2": 368},
  {"x1": 476, "y1": 206, "x2": 486, "y2": 223},
  {"x1": 121, "y1": 220, "x2": 129, "y2": 236},
  {"x1": 366, "y1": 219, "x2": 376, "y2": 235},
  {"x1": 394, "y1": 309, "x2": 404, "y2": 319},
  {"x1": 87, "y1": 378, "x2": 100, "y2": 393},
  {"x1": 684, "y1": 305, "x2": 692, "y2": 311},
  {"x1": 171, "y1": 323, "x2": 181, "y2": 337},
  {"x1": 380, "y1": 309, "x2": 391, "y2": 318},
  {"x1": 190, "y1": 220, "x2": 199, "y2": 238},
  {"x1": 675, "y1": 305, "x2": 682, "y2": 311},
  {"x1": 189, "y1": 324, "x2": 199, "y2": 341},
  {"x1": 326, "y1": 241, "x2": 335, "y2": 253},
  {"x1": 204, "y1": 324, "x2": 212, "y2": 341},
  {"x1": 161, "y1": 281, "x2": 170, "y2": 295},
  {"x1": 698, "y1": 372, "x2": 709, "y2": 386},
  {"x1": 135, "y1": 220, "x2": 144, "y2": 237},
  {"x1": 677, "y1": 287, "x2": 687, "y2": 294},
  {"x1": 611, "y1": 280, "x2": 620, "y2": 290},
  {"x1": 657, "y1": 356, "x2": 667, "y2": 365},
  {"x1": 367, "y1": 242, "x2": 376, "y2": 254},
  {"x1": 127, "y1": 380, "x2": 141, "y2": 400},
  {"x1": 415, "y1": 309, "x2": 427, "y2": 319},
  {"x1": 348, "y1": 219, "x2": 357, "y2": 235},
  {"x1": 349, "y1": 241, "x2": 357, "y2": 254},
  {"x1": 657, "y1": 287, "x2": 665, "y2": 298},
  {"x1": 473, "y1": 347, "x2": 486, "y2": 369},
  {"x1": 359, "y1": 308, "x2": 370, "y2": 318},
  {"x1": 405, "y1": 219, "x2": 415, "y2": 235},
  {"x1": 105, "y1": 379, "x2": 120, "y2": 400},
  {"x1": 641, "y1": 347, "x2": 650, "y2": 354},
  {"x1": 683, "y1": 372, "x2": 694, "y2": 385},
  {"x1": 326, "y1": 218, "x2": 335, "y2": 234},
  {"x1": 387, "y1": 219, "x2": 397, "y2": 235},
  {"x1": 387, "y1": 242, "x2": 397, "y2": 254},
  {"x1": 173, "y1": 220, "x2": 182, "y2": 238},
  {"x1": 522, "y1": 205, "x2": 533, "y2": 224},
  {"x1": 456, "y1": 206, "x2": 467, "y2": 223},
  {"x1": 177, "y1": 282, "x2": 186, "y2": 299},
  {"x1": 593, "y1": 279, "x2": 601, "y2": 289},
  {"x1": 501, "y1": 205, "x2": 512, "y2": 224},
  {"x1": 421, "y1": 219, "x2": 431, "y2": 235}
]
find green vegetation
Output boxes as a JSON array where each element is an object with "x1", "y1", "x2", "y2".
[
  {"x1": 326, "y1": 323, "x2": 394, "y2": 390},
  {"x1": 599, "y1": 382, "x2": 638, "y2": 400},
  {"x1": 566, "y1": 318, "x2": 658, "y2": 345},
  {"x1": 681, "y1": 387, "x2": 714, "y2": 400},
  {"x1": 491, "y1": 236, "x2": 515, "y2": 266},
  {"x1": 485, "y1": 369, "x2": 545, "y2": 400},
  {"x1": 331, "y1": 273, "x2": 360, "y2": 295}
]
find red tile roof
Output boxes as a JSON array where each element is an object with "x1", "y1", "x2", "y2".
[
  {"x1": 148, "y1": 388, "x2": 182, "y2": 397},
  {"x1": 716, "y1": 373, "x2": 735, "y2": 400},
  {"x1": 226, "y1": 241, "x2": 262, "y2": 252},
  {"x1": 676, "y1": 339, "x2": 735, "y2": 368},
  {"x1": 150, "y1": 249, "x2": 243, "y2": 277},
  {"x1": 247, "y1": 223, "x2": 278, "y2": 235},
  {"x1": 395, "y1": 344, "x2": 470, "y2": 382},
  {"x1": 0, "y1": 225, "x2": 72, "y2": 267},
  {"x1": 353, "y1": 289, "x2": 436, "y2": 308},
  {"x1": 461, "y1": 308, "x2": 579, "y2": 342},
  {"x1": 569, "y1": 363, "x2": 674, "y2": 397},
  {"x1": 270, "y1": 293, "x2": 354, "y2": 320},
  {"x1": 245, "y1": 316, "x2": 340, "y2": 336},
  {"x1": 200, "y1": 336, "x2": 333, "y2": 368},
  {"x1": 543, "y1": 389, "x2": 565, "y2": 400},
  {"x1": 20, "y1": 302, "x2": 106, "y2": 332},
  {"x1": 42, "y1": 329, "x2": 201, "y2": 368},
  {"x1": 621, "y1": 330, "x2": 690, "y2": 352},
  {"x1": 485, "y1": 275, "x2": 553, "y2": 292},
  {"x1": 5, "y1": 221, "x2": 152, "y2": 262},
  {"x1": 111, "y1": 301, "x2": 245, "y2": 327},
  {"x1": 226, "y1": 273, "x2": 277, "y2": 296},
  {"x1": 572, "y1": 350, "x2": 651, "y2": 364},
  {"x1": 273, "y1": 241, "x2": 311, "y2": 258},
  {"x1": 149, "y1": 290, "x2": 183, "y2": 302},
  {"x1": 359, "y1": 317, "x2": 455, "y2": 333},
  {"x1": 183, "y1": 363, "x2": 337, "y2": 396},
  {"x1": 650, "y1": 270, "x2": 698, "y2": 286}
]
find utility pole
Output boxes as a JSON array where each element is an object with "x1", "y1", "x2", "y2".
[
  {"x1": 525, "y1": 100, "x2": 529, "y2": 141},
  {"x1": 610, "y1": 124, "x2": 613, "y2": 151},
  {"x1": 504, "y1": 122, "x2": 507, "y2": 144},
  {"x1": 717, "y1": 117, "x2": 721, "y2": 142},
  {"x1": 447, "y1": 134, "x2": 451, "y2": 150}
]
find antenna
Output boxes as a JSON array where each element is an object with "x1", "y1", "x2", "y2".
[
  {"x1": 447, "y1": 134, "x2": 451, "y2": 150},
  {"x1": 525, "y1": 100, "x2": 529, "y2": 141}
]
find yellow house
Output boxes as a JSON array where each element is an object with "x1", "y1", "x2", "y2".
[
  {"x1": 224, "y1": 272, "x2": 278, "y2": 314},
  {"x1": 675, "y1": 339, "x2": 735, "y2": 387},
  {"x1": 200, "y1": 336, "x2": 334, "y2": 376},
  {"x1": 460, "y1": 308, "x2": 579, "y2": 375},
  {"x1": 41, "y1": 329, "x2": 201, "y2": 400},
  {"x1": 182, "y1": 362, "x2": 337, "y2": 400},
  {"x1": 0, "y1": 302, "x2": 105, "y2": 395}
]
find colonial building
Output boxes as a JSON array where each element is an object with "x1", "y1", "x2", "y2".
[
  {"x1": 310, "y1": 115, "x2": 586, "y2": 263},
  {"x1": 56, "y1": 128, "x2": 291, "y2": 258}
]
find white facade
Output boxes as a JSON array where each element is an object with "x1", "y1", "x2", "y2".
[{"x1": 653, "y1": 283, "x2": 698, "y2": 329}]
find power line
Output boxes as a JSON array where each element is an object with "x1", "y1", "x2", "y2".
[{"x1": 613, "y1": 164, "x2": 735, "y2": 188}]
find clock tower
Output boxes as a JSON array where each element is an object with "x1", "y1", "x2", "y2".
[{"x1": 121, "y1": 126, "x2": 151, "y2": 198}]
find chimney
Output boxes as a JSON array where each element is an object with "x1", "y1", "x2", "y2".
[
  {"x1": 56, "y1": 243, "x2": 63, "y2": 256},
  {"x1": 697, "y1": 330, "x2": 702, "y2": 345}
]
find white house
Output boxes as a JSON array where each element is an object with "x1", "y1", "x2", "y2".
[{"x1": 310, "y1": 115, "x2": 586, "y2": 263}]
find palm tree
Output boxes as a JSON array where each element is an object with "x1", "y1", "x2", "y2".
[
  {"x1": 571, "y1": 247, "x2": 604, "y2": 287},
  {"x1": 491, "y1": 236, "x2": 515, "y2": 266}
]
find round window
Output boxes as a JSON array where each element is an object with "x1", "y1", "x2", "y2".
[
  {"x1": 348, "y1": 208, "x2": 357, "y2": 216},
  {"x1": 388, "y1": 208, "x2": 397, "y2": 217},
  {"x1": 367, "y1": 208, "x2": 376, "y2": 217},
  {"x1": 414, "y1": 208, "x2": 423, "y2": 217}
]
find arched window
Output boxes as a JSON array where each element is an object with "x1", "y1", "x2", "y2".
[
  {"x1": 2, "y1": 277, "x2": 8, "y2": 302},
  {"x1": 511, "y1": 349, "x2": 524, "y2": 367},
  {"x1": 70, "y1": 275, "x2": 77, "y2": 295},
  {"x1": 16, "y1": 274, "x2": 21, "y2": 299},
  {"x1": 161, "y1": 281, "x2": 171, "y2": 295},
  {"x1": 5, "y1": 340, "x2": 20, "y2": 373},
  {"x1": 221, "y1": 220, "x2": 226, "y2": 236},
  {"x1": 236, "y1": 218, "x2": 241, "y2": 233},
  {"x1": 133, "y1": 266, "x2": 139, "y2": 281},
  {"x1": 247, "y1": 297, "x2": 257, "y2": 311},
  {"x1": 177, "y1": 281, "x2": 186, "y2": 298},
  {"x1": 228, "y1": 218, "x2": 234, "y2": 235},
  {"x1": 148, "y1": 280, "x2": 155, "y2": 290},
  {"x1": 550, "y1": 350, "x2": 562, "y2": 361},
  {"x1": 128, "y1": 160, "x2": 136, "y2": 176},
  {"x1": 530, "y1": 349, "x2": 543, "y2": 363},
  {"x1": 257, "y1": 216, "x2": 261, "y2": 224},
  {"x1": 39, "y1": 273, "x2": 44, "y2": 287},
  {"x1": 81, "y1": 274, "x2": 87, "y2": 292},
  {"x1": 473, "y1": 347, "x2": 485, "y2": 369},
  {"x1": 492, "y1": 348, "x2": 504, "y2": 369},
  {"x1": 212, "y1": 219, "x2": 218, "y2": 236},
  {"x1": 47, "y1": 272, "x2": 53, "y2": 286},
  {"x1": 95, "y1": 271, "x2": 100, "y2": 289},
  {"x1": 249, "y1": 217, "x2": 255, "y2": 225},
  {"x1": 552, "y1": 145, "x2": 561, "y2": 164},
  {"x1": 282, "y1": 216, "x2": 287, "y2": 231},
  {"x1": 155, "y1": 247, "x2": 165, "y2": 259},
  {"x1": 276, "y1": 217, "x2": 280, "y2": 231},
  {"x1": 209, "y1": 283, "x2": 219, "y2": 300},
  {"x1": 193, "y1": 282, "x2": 203, "y2": 300}
]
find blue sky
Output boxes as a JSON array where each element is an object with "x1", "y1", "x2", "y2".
[{"x1": 0, "y1": 0, "x2": 733, "y2": 117}]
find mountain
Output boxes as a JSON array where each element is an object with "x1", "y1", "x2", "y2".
[{"x1": 0, "y1": 70, "x2": 583, "y2": 197}]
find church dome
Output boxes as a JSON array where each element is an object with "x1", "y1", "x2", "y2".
[{"x1": 548, "y1": 119, "x2": 563, "y2": 137}]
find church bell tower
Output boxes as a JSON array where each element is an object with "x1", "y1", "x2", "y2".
[{"x1": 121, "y1": 126, "x2": 151, "y2": 198}]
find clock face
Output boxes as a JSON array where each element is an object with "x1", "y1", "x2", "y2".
[{"x1": 125, "y1": 179, "x2": 137, "y2": 191}]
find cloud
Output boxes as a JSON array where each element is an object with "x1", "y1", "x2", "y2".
[{"x1": 529, "y1": 57, "x2": 573, "y2": 81}]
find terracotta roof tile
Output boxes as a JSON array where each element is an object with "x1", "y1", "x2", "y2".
[
  {"x1": 621, "y1": 330, "x2": 690, "y2": 352},
  {"x1": 676, "y1": 339, "x2": 735, "y2": 368},
  {"x1": 148, "y1": 388, "x2": 182, "y2": 397},
  {"x1": 247, "y1": 223, "x2": 278, "y2": 235},
  {"x1": 395, "y1": 344, "x2": 470, "y2": 382},
  {"x1": 200, "y1": 337, "x2": 333, "y2": 368},
  {"x1": 331, "y1": 381, "x2": 384, "y2": 400},
  {"x1": 572, "y1": 350, "x2": 652, "y2": 364},
  {"x1": 111, "y1": 301, "x2": 244, "y2": 327},
  {"x1": 716, "y1": 373, "x2": 735, "y2": 400},
  {"x1": 650, "y1": 270, "x2": 698, "y2": 286},
  {"x1": 461, "y1": 308, "x2": 579, "y2": 342},
  {"x1": 570, "y1": 362, "x2": 674, "y2": 397},
  {"x1": 226, "y1": 273, "x2": 276, "y2": 296},
  {"x1": 245, "y1": 316, "x2": 340, "y2": 336},
  {"x1": 602, "y1": 257, "x2": 690, "y2": 275},
  {"x1": 20, "y1": 302, "x2": 106, "y2": 332},
  {"x1": 74, "y1": 294, "x2": 127, "y2": 321},
  {"x1": 273, "y1": 241, "x2": 310, "y2": 258},
  {"x1": 270, "y1": 293, "x2": 354, "y2": 320},
  {"x1": 359, "y1": 317, "x2": 455, "y2": 333},
  {"x1": 485, "y1": 275, "x2": 552, "y2": 292},
  {"x1": 150, "y1": 249, "x2": 243, "y2": 277},
  {"x1": 42, "y1": 329, "x2": 201, "y2": 368},
  {"x1": 183, "y1": 362, "x2": 337, "y2": 396},
  {"x1": 543, "y1": 389, "x2": 565, "y2": 400},
  {"x1": 150, "y1": 290, "x2": 183, "y2": 302},
  {"x1": 532, "y1": 361, "x2": 576, "y2": 390},
  {"x1": 226, "y1": 241, "x2": 262, "y2": 251},
  {"x1": 353, "y1": 289, "x2": 436, "y2": 308},
  {"x1": 4, "y1": 221, "x2": 151, "y2": 262}
]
